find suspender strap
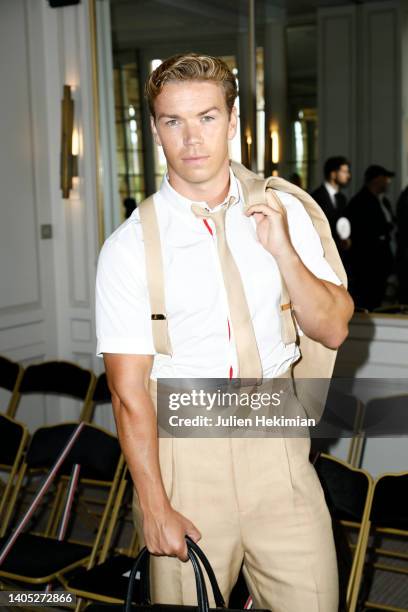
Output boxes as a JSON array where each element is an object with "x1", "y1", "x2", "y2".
[
  {"x1": 138, "y1": 196, "x2": 172, "y2": 356},
  {"x1": 235, "y1": 168, "x2": 297, "y2": 345},
  {"x1": 265, "y1": 188, "x2": 298, "y2": 345},
  {"x1": 238, "y1": 175, "x2": 297, "y2": 345}
]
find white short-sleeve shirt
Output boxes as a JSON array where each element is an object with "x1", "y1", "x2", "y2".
[{"x1": 96, "y1": 169, "x2": 341, "y2": 379}]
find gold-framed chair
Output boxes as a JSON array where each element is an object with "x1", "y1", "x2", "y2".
[
  {"x1": 314, "y1": 452, "x2": 374, "y2": 612},
  {"x1": 14, "y1": 360, "x2": 96, "y2": 423},
  {"x1": 0, "y1": 355, "x2": 24, "y2": 419},
  {"x1": 351, "y1": 471, "x2": 408, "y2": 612},
  {"x1": 0, "y1": 422, "x2": 124, "y2": 590}
]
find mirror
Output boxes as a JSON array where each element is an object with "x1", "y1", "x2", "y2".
[
  {"x1": 91, "y1": 0, "x2": 408, "y2": 315},
  {"x1": 93, "y1": 0, "x2": 318, "y2": 233}
]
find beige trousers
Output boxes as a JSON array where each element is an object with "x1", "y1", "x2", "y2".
[{"x1": 133, "y1": 380, "x2": 338, "y2": 612}]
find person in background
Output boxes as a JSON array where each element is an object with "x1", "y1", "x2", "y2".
[
  {"x1": 396, "y1": 185, "x2": 408, "y2": 304},
  {"x1": 311, "y1": 156, "x2": 351, "y2": 253},
  {"x1": 123, "y1": 197, "x2": 137, "y2": 219},
  {"x1": 345, "y1": 165, "x2": 396, "y2": 311}
]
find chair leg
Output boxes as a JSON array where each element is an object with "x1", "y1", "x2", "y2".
[
  {"x1": 0, "y1": 464, "x2": 26, "y2": 537},
  {"x1": 348, "y1": 519, "x2": 371, "y2": 612},
  {"x1": 74, "y1": 596, "x2": 86, "y2": 612}
]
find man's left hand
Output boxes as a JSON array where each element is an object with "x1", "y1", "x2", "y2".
[{"x1": 245, "y1": 200, "x2": 293, "y2": 259}]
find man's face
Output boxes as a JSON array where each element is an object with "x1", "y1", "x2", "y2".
[
  {"x1": 379, "y1": 175, "x2": 391, "y2": 193},
  {"x1": 151, "y1": 81, "x2": 237, "y2": 187},
  {"x1": 333, "y1": 164, "x2": 351, "y2": 187},
  {"x1": 368, "y1": 175, "x2": 392, "y2": 194}
]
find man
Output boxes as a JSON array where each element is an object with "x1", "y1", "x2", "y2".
[
  {"x1": 396, "y1": 185, "x2": 408, "y2": 304},
  {"x1": 311, "y1": 156, "x2": 351, "y2": 252},
  {"x1": 96, "y1": 54, "x2": 354, "y2": 612},
  {"x1": 345, "y1": 165, "x2": 395, "y2": 311}
]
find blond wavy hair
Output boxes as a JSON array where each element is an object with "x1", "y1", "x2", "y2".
[{"x1": 145, "y1": 53, "x2": 238, "y2": 118}]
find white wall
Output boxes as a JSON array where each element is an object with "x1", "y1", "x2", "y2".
[
  {"x1": 318, "y1": 0, "x2": 408, "y2": 200},
  {"x1": 0, "y1": 0, "x2": 101, "y2": 430}
]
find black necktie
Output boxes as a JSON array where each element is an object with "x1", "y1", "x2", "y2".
[{"x1": 334, "y1": 192, "x2": 342, "y2": 211}]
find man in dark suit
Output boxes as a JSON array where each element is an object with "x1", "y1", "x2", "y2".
[
  {"x1": 311, "y1": 156, "x2": 351, "y2": 250},
  {"x1": 396, "y1": 186, "x2": 408, "y2": 303},
  {"x1": 345, "y1": 165, "x2": 396, "y2": 311}
]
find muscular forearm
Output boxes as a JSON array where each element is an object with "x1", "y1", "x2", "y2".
[
  {"x1": 112, "y1": 390, "x2": 170, "y2": 516},
  {"x1": 104, "y1": 353, "x2": 201, "y2": 560},
  {"x1": 275, "y1": 246, "x2": 353, "y2": 348},
  {"x1": 245, "y1": 199, "x2": 354, "y2": 348}
]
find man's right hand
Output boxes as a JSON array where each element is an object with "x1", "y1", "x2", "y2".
[{"x1": 142, "y1": 505, "x2": 201, "y2": 562}]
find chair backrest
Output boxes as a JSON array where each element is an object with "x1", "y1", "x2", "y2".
[
  {"x1": 370, "y1": 472, "x2": 408, "y2": 529},
  {"x1": 25, "y1": 422, "x2": 121, "y2": 481},
  {"x1": 20, "y1": 361, "x2": 94, "y2": 399},
  {"x1": 315, "y1": 453, "x2": 372, "y2": 522},
  {"x1": 0, "y1": 355, "x2": 24, "y2": 418},
  {"x1": 16, "y1": 360, "x2": 96, "y2": 422}
]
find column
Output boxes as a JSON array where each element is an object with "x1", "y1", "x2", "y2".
[
  {"x1": 138, "y1": 51, "x2": 157, "y2": 197},
  {"x1": 236, "y1": 5, "x2": 257, "y2": 171},
  {"x1": 263, "y1": 9, "x2": 289, "y2": 179},
  {"x1": 95, "y1": 0, "x2": 121, "y2": 235}
]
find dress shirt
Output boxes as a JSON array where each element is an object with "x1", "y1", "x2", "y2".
[
  {"x1": 324, "y1": 182, "x2": 339, "y2": 206},
  {"x1": 96, "y1": 168, "x2": 341, "y2": 379}
]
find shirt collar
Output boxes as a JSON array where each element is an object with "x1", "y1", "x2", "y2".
[{"x1": 159, "y1": 167, "x2": 241, "y2": 221}]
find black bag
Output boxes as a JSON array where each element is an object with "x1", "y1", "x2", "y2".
[{"x1": 86, "y1": 537, "x2": 270, "y2": 612}]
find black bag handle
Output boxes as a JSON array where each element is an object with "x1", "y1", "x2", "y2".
[
  {"x1": 125, "y1": 537, "x2": 225, "y2": 612},
  {"x1": 136, "y1": 536, "x2": 224, "y2": 608},
  {"x1": 125, "y1": 542, "x2": 208, "y2": 612},
  {"x1": 185, "y1": 536, "x2": 225, "y2": 607}
]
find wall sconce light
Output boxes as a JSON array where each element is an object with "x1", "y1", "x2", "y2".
[
  {"x1": 60, "y1": 84, "x2": 78, "y2": 198},
  {"x1": 246, "y1": 130, "x2": 252, "y2": 164},
  {"x1": 271, "y1": 128, "x2": 279, "y2": 160},
  {"x1": 270, "y1": 127, "x2": 280, "y2": 176}
]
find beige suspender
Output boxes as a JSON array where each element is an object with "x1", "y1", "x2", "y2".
[
  {"x1": 138, "y1": 196, "x2": 172, "y2": 356},
  {"x1": 137, "y1": 171, "x2": 304, "y2": 356}
]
